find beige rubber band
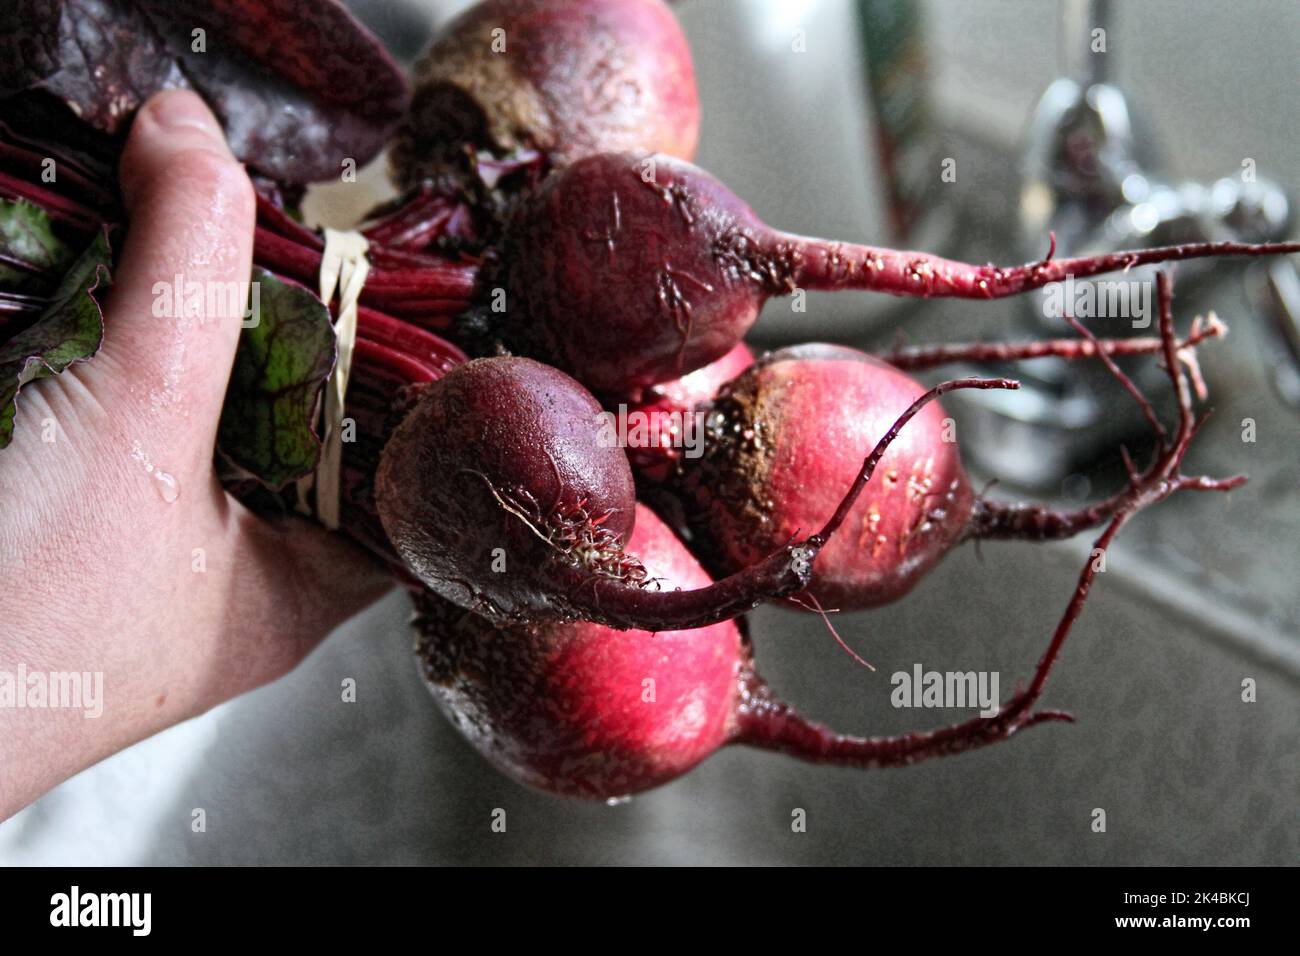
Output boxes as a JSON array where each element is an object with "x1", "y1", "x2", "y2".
[{"x1": 311, "y1": 228, "x2": 370, "y2": 530}]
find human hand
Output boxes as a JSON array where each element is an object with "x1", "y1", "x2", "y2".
[{"x1": 0, "y1": 91, "x2": 391, "y2": 819}]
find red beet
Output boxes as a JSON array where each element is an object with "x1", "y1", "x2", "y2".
[
  {"x1": 407, "y1": 498, "x2": 1103, "y2": 800},
  {"x1": 374, "y1": 356, "x2": 641, "y2": 623},
  {"x1": 491, "y1": 152, "x2": 1300, "y2": 393},
  {"x1": 677, "y1": 328, "x2": 1232, "y2": 610},
  {"x1": 391, "y1": 0, "x2": 700, "y2": 190},
  {"x1": 681, "y1": 344, "x2": 973, "y2": 610},
  {"x1": 413, "y1": 505, "x2": 742, "y2": 798}
]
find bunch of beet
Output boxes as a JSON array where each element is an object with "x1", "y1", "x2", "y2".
[{"x1": 1, "y1": 0, "x2": 1292, "y2": 801}]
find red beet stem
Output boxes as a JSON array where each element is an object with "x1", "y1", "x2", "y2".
[
  {"x1": 785, "y1": 234, "x2": 1300, "y2": 299},
  {"x1": 0, "y1": 137, "x2": 117, "y2": 213},
  {"x1": 353, "y1": 336, "x2": 441, "y2": 384},
  {"x1": 362, "y1": 190, "x2": 459, "y2": 248},
  {"x1": 0, "y1": 252, "x2": 47, "y2": 279},
  {"x1": 255, "y1": 190, "x2": 323, "y2": 249},
  {"x1": 878, "y1": 317, "x2": 1226, "y2": 372},
  {"x1": 357, "y1": 306, "x2": 466, "y2": 376},
  {"x1": 253, "y1": 226, "x2": 478, "y2": 308},
  {"x1": 368, "y1": 242, "x2": 479, "y2": 272}
]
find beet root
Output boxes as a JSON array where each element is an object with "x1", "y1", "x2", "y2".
[
  {"x1": 489, "y1": 151, "x2": 1300, "y2": 394},
  {"x1": 491, "y1": 152, "x2": 764, "y2": 393},
  {"x1": 375, "y1": 356, "x2": 640, "y2": 623},
  {"x1": 374, "y1": 354, "x2": 815, "y2": 631},
  {"x1": 391, "y1": 0, "x2": 700, "y2": 190},
  {"x1": 679, "y1": 277, "x2": 1240, "y2": 613},
  {"x1": 680, "y1": 345, "x2": 974, "y2": 610},
  {"x1": 413, "y1": 505, "x2": 743, "y2": 798},
  {"x1": 408, "y1": 277, "x2": 1246, "y2": 800}
]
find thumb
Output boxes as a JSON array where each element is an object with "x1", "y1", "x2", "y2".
[{"x1": 95, "y1": 90, "x2": 255, "y2": 451}]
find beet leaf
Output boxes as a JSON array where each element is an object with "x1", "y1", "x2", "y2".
[
  {"x1": 0, "y1": 0, "x2": 409, "y2": 186},
  {"x1": 0, "y1": 216, "x2": 110, "y2": 447},
  {"x1": 217, "y1": 267, "x2": 335, "y2": 490}
]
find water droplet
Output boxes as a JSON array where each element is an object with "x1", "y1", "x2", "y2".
[
  {"x1": 131, "y1": 440, "x2": 180, "y2": 503},
  {"x1": 151, "y1": 469, "x2": 180, "y2": 503},
  {"x1": 605, "y1": 795, "x2": 633, "y2": 807}
]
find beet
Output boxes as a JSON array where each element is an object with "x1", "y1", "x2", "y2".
[
  {"x1": 413, "y1": 283, "x2": 1252, "y2": 799},
  {"x1": 375, "y1": 356, "x2": 642, "y2": 622},
  {"x1": 680, "y1": 344, "x2": 973, "y2": 610},
  {"x1": 489, "y1": 152, "x2": 1300, "y2": 393},
  {"x1": 413, "y1": 505, "x2": 742, "y2": 798},
  {"x1": 674, "y1": 275, "x2": 1247, "y2": 613},
  {"x1": 391, "y1": 0, "x2": 700, "y2": 190}
]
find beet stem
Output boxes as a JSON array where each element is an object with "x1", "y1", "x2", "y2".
[
  {"x1": 878, "y1": 318, "x2": 1225, "y2": 371},
  {"x1": 787, "y1": 235, "x2": 1300, "y2": 299}
]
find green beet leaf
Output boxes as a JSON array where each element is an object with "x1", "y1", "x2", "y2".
[
  {"x1": 0, "y1": 226, "x2": 111, "y2": 447},
  {"x1": 217, "y1": 267, "x2": 336, "y2": 490},
  {"x1": 0, "y1": 198, "x2": 77, "y2": 292}
]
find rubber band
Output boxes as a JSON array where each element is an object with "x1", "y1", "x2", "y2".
[{"x1": 300, "y1": 228, "x2": 370, "y2": 530}]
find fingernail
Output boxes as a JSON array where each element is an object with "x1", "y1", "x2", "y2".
[{"x1": 148, "y1": 90, "x2": 223, "y2": 140}]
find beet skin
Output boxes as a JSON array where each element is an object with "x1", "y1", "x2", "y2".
[
  {"x1": 392, "y1": 0, "x2": 700, "y2": 188},
  {"x1": 682, "y1": 345, "x2": 974, "y2": 610},
  {"x1": 413, "y1": 505, "x2": 742, "y2": 798},
  {"x1": 376, "y1": 356, "x2": 638, "y2": 623}
]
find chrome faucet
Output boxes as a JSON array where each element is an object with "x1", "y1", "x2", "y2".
[{"x1": 956, "y1": 0, "x2": 1300, "y2": 489}]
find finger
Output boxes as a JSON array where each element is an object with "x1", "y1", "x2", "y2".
[{"x1": 97, "y1": 90, "x2": 256, "y2": 436}]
